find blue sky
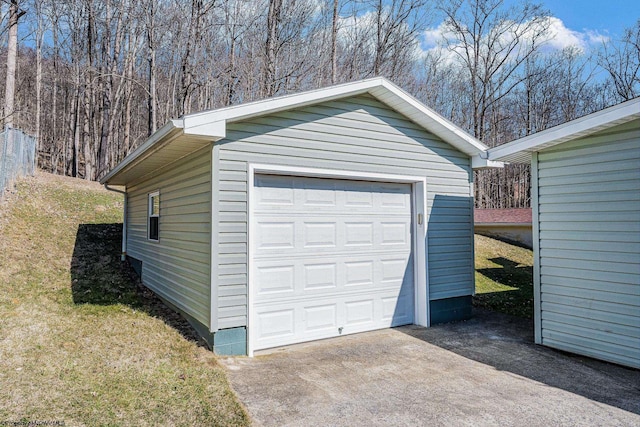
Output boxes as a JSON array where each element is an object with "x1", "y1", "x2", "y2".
[
  {"x1": 423, "y1": 1, "x2": 639, "y2": 54},
  {"x1": 542, "y1": 0, "x2": 638, "y2": 38}
]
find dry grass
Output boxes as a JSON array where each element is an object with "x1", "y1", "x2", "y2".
[
  {"x1": 0, "y1": 172, "x2": 249, "y2": 426},
  {"x1": 474, "y1": 234, "x2": 534, "y2": 319}
]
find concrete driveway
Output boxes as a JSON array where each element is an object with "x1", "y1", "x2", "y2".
[{"x1": 220, "y1": 310, "x2": 640, "y2": 426}]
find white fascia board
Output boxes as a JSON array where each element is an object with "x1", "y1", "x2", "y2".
[
  {"x1": 183, "y1": 117, "x2": 226, "y2": 139},
  {"x1": 471, "y1": 155, "x2": 504, "y2": 169},
  {"x1": 489, "y1": 97, "x2": 640, "y2": 162},
  {"x1": 183, "y1": 78, "x2": 383, "y2": 128},
  {"x1": 373, "y1": 80, "x2": 489, "y2": 157},
  {"x1": 181, "y1": 77, "x2": 489, "y2": 158},
  {"x1": 100, "y1": 119, "x2": 183, "y2": 184}
]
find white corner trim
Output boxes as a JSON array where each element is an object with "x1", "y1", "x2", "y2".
[
  {"x1": 246, "y1": 163, "x2": 429, "y2": 356},
  {"x1": 210, "y1": 145, "x2": 219, "y2": 333},
  {"x1": 531, "y1": 153, "x2": 542, "y2": 345}
]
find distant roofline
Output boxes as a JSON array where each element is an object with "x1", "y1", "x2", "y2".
[{"x1": 474, "y1": 208, "x2": 532, "y2": 225}]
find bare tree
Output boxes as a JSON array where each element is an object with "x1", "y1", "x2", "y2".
[
  {"x1": 598, "y1": 19, "x2": 640, "y2": 102},
  {"x1": 264, "y1": 0, "x2": 282, "y2": 96},
  {"x1": 3, "y1": 0, "x2": 24, "y2": 129},
  {"x1": 0, "y1": 0, "x2": 632, "y2": 209},
  {"x1": 436, "y1": 0, "x2": 550, "y2": 142},
  {"x1": 330, "y1": 0, "x2": 339, "y2": 83},
  {"x1": 145, "y1": 0, "x2": 158, "y2": 135},
  {"x1": 371, "y1": 0, "x2": 428, "y2": 80}
]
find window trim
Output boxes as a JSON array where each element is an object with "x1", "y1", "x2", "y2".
[{"x1": 148, "y1": 190, "x2": 160, "y2": 242}]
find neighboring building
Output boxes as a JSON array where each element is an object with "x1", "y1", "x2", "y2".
[
  {"x1": 474, "y1": 208, "x2": 532, "y2": 248},
  {"x1": 101, "y1": 77, "x2": 500, "y2": 356},
  {"x1": 489, "y1": 98, "x2": 640, "y2": 369}
]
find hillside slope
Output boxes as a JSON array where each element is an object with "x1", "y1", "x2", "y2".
[
  {"x1": 0, "y1": 172, "x2": 248, "y2": 426},
  {"x1": 474, "y1": 234, "x2": 534, "y2": 319}
]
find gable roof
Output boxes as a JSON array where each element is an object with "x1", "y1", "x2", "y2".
[
  {"x1": 474, "y1": 208, "x2": 532, "y2": 225},
  {"x1": 489, "y1": 97, "x2": 640, "y2": 163},
  {"x1": 101, "y1": 77, "x2": 497, "y2": 186}
]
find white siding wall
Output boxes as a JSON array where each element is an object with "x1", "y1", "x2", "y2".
[
  {"x1": 214, "y1": 95, "x2": 474, "y2": 330},
  {"x1": 536, "y1": 119, "x2": 640, "y2": 368},
  {"x1": 127, "y1": 146, "x2": 212, "y2": 327}
]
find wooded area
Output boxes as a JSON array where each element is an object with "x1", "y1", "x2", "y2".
[{"x1": 1, "y1": 0, "x2": 638, "y2": 207}]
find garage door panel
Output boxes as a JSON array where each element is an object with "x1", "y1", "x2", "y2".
[
  {"x1": 256, "y1": 221, "x2": 295, "y2": 249},
  {"x1": 255, "y1": 175, "x2": 295, "y2": 206},
  {"x1": 345, "y1": 299, "x2": 375, "y2": 325},
  {"x1": 303, "y1": 263, "x2": 338, "y2": 290},
  {"x1": 252, "y1": 175, "x2": 414, "y2": 351},
  {"x1": 302, "y1": 181, "x2": 338, "y2": 206},
  {"x1": 345, "y1": 222, "x2": 374, "y2": 246},
  {"x1": 303, "y1": 222, "x2": 337, "y2": 248},
  {"x1": 345, "y1": 261, "x2": 374, "y2": 286},
  {"x1": 383, "y1": 292, "x2": 413, "y2": 325},
  {"x1": 345, "y1": 189, "x2": 374, "y2": 207},
  {"x1": 254, "y1": 290, "x2": 413, "y2": 349},
  {"x1": 253, "y1": 255, "x2": 411, "y2": 300},
  {"x1": 255, "y1": 265, "x2": 295, "y2": 295},
  {"x1": 253, "y1": 217, "x2": 411, "y2": 256},
  {"x1": 381, "y1": 257, "x2": 411, "y2": 283},
  {"x1": 379, "y1": 188, "x2": 410, "y2": 208},
  {"x1": 381, "y1": 222, "x2": 410, "y2": 245},
  {"x1": 304, "y1": 304, "x2": 338, "y2": 333},
  {"x1": 256, "y1": 308, "x2": 295, "y2": 340}
]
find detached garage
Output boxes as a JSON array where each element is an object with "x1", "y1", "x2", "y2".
[
  {"x1": 101, "y1": 78, "x2": 497, "y2": 355},
  {"x1": 489, "y1": 98, "x2": 640, "y2": 368}
]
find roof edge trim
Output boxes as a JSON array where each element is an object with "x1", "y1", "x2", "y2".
[
  {"x1": 488, "y1": 97, "x2": 640, "y2": 162},
  {"x1": 100, "y1": 119, "x2": 183, "y2": 184}
]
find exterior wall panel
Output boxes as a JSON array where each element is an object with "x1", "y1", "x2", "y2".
[
  {"x1": 214, "y1": 95, "x2": 474, "y2": 329},
  {"x1": 127, "y1": 146, "x2": 212, "y2": 327},
  {"x1": 536, "y1": 120, "x2": 640, "y2": 368}
]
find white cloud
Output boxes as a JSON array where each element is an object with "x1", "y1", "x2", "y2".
[
  {"x1": 544, "y1": 17, "x2": 608, "y2": 51},
  {"x1": 422, "y1": 23, "x2": 447, "y2": 49},
  {"x1": 586, "y1": 30, "x2": 609, "y2": 45},
  {"x1": 421, "y1": 16, "x2": 608, "y2": 60},
  {"x1": 544, "y1": 17, "x2": 586, "y2": 49}
]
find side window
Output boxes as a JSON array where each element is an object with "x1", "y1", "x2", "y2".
[{"x1": 148, "y1": 191, "x2": 160, "y2": 241}]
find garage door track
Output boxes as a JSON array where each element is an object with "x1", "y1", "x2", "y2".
[{"x1": 220, "y1": 309, "x2": 640, "y2": 426}]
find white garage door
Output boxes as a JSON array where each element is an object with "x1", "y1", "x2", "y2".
[{"x1": 251, "y1": 174, "x2": 414, "y2": 351}]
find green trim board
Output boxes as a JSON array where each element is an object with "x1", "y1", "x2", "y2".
[
  {"x1": 213, "y1": 327, "x2": 247, "y2": 356},
  {"x1": 430, "y1": 296, "x2": 473, "y2": 324}
]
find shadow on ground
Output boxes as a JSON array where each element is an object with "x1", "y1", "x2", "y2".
[
  {"x1": 402, "y1": 309, "x2": 640, "y2": 415},
  {"x1": 477, "y1": 257, "x2": 533, "y2": 286},
  {"x1": 475, "y1": 256, "x2": 534, "y2": 318},
  {"x1": 70, "y1": 223, "x2": 205, "y2": 346}
]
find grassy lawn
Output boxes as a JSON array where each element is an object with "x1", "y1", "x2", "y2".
[
  {"x1": 0, "y1": 173, "x2": 249, "y2": 426},
  {"x1": 474, "y1": 234, "x2": 534, "y2": 319}
]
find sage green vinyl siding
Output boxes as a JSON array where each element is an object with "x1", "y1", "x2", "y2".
[
  {"x1": 214, "y1": 95, "x2": 474, "y2": 329},
  {"x1": 127, "y1": 146, "x2": 212, "y2": 327},
  {"x1": 536, "y1": 119, "x2": 640, "y2": 368}
]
